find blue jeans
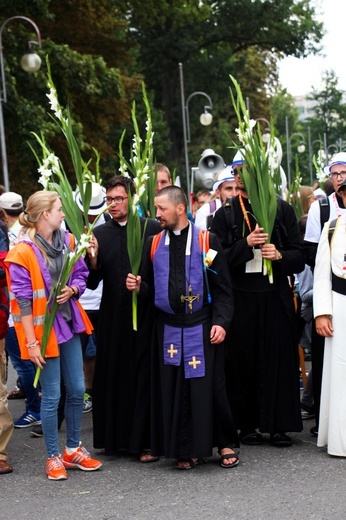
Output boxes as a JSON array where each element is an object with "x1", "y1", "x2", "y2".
[
  {"x1": 39, "y1": 334, "x2": 84, "y2": 458},
  {"x1": 5, "y1": 327, "x2": 41, "y2": 414}
]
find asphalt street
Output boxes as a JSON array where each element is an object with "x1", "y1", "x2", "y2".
[{"x1": 3, "y1": 365, "x2": 346, "y2": 520}]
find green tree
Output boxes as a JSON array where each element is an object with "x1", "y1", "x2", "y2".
[
  {"x1": 303, "y1": 70, "x2": 346, "y2": 157},
  {"x1": 120, "y1": 0, "x2": 324, "y2": 174},
  {"x1": 0, "y1": 0, "x2": 325, "y2": 195},
  {"x1": 0, "y1": 0, "x2": 143, "y2": 195}
]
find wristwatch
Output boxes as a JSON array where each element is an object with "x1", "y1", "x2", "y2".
[
  {"x1": 70, "y1": 286, "x2": 76, "y2": 297},
  {"x1": 276, "y1": 251, "x2": 283, "y2": 261}
]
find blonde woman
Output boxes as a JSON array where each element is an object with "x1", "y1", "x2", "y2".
[{"x1": 5, "y1": 191, "x2": 102, "y2": 480}]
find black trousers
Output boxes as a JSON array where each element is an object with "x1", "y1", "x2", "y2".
[{"x1": 311, "y1": 320, "x2": 325, "y2": 428}]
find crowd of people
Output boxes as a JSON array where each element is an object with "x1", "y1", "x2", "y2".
[{"x1": 1, "y1": 151, "x2": 346, "y2": 479}]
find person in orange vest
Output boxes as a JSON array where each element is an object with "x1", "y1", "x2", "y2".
[{"x1": 5, "y1": 190, "x2": 102, "y2": 481}]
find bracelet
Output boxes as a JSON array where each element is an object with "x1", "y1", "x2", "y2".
[
  {"x1": 276, "y1": 251, "x2": 283, "y2": 261},
  {"x1": 26, "y1": 339, "x2": 40, "y2": 349},
  {"x1": 70, "y1": 286, "x2": 76, "y2": 297}
]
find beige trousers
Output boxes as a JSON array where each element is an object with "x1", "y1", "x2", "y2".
[{"x1": 0, "y1": 338, "x2": 13, "y2": 461}]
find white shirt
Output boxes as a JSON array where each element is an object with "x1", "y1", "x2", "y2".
[
  {"x1": 305, "y1": 193, "x2": 346, "y2": 243},
  {"x1": 195, "y1": 199, "x2": 222, "y2": 230}
]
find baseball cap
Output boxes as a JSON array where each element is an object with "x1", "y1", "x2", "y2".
[
  {"x1": 0, "y1": 192, "x2": 23, "y2": 210},
  {"x1": 212, "y1": 166, "x2": 235, "y2": 191}
]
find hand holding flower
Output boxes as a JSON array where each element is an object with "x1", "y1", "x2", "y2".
[
  {"x1": 126, "y1": 273, "x2": 141, "y2": 293},
  {"x1": 261, "y1": 244, "x2": 280, "y2": 261},
  {"x1": 56, "y1": 286, "x2": 76, "y2": 304},
  {"x1": 28, "y1": 345, "x2": 46, "y2": 369},
  {"x1": 246, "y1": 225, "x2": 268, "y2": 248},
  {"x1": 86, "y1": 234, "x2": 98, "y2": 268}
]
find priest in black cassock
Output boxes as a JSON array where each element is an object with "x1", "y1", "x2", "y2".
[
  {"x1": 126, "y1": 186, "x2": 239, "y2": 470},
  {"x1": 87, "y1": 175, "x2": 161, "y2": 457},
  {"x1": 210, "y1": 156, "x2": 304, "y2": 447}
]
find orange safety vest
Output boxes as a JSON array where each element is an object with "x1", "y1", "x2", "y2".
[
  {"x1": 5, "y1": 236, "x2": 92, "y2": 360},
  {"x1": 150, "y1": 227, "x2": 210, "y2": 262}
]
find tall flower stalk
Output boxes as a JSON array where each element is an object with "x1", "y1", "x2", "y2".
[
  {"x1": 230, "y1": 75, "x2": 278, "y2": 283},
  {"x1": 118, "y1": 83, "x2": 156, "y2": 218},
  {"x1": 118, "y1": 83, "x2": 153, "y2": 330},
  {"x1": 30, "y1": 57, "x2": 102, "y2": 240}
]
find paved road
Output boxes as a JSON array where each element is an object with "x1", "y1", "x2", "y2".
[{"x1": 3, "y1": 366, "x2": 346, "y2": 520}]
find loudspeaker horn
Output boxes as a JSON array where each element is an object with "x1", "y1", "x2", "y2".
[{"x1": 195, "y1": 149, "x2": 225, "y2": 189}]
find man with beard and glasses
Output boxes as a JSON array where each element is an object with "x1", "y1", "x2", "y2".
[{"x1": 87, "y1": 176, "x2": 161, "y2": 460}]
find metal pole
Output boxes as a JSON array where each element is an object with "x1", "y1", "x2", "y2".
[
  {"x1": 323, "y1": 133, "x2": 328, "y2": 165},
  {"x1": 308, "y1": 126, "x2": 312, "y2": 184},
  {"x1": 285, "y1": 116, "x2": 291, "y2": 186},
  {"x1": 0, "y1": 16, "x2": 42, "y2": 191},
  {"x1": 179, "y1": 63, "x2": 191, "y2": 200},
  {"x1": 0, "y1": 99, "x2": 9, "y2": 190}
]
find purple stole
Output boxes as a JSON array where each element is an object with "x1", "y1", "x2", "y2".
[{"x1": 153, "y1": 224, "x2": 205, "y2": 378}]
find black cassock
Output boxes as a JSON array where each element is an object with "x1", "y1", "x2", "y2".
[
  {"x1": 87, "y1": 217, "x2": 161, "y2": 454},
  {"x1": 140, "y1": 225, "x2": 239, "y2": 459},
  {"x1": 211, "y1": 195, "x2": 304, "y2": 434}
]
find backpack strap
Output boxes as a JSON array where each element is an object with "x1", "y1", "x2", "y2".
[
  {"x1": 68, "y1": 233, "x2": 75, "y2": 249},
  {"x1": 319, "y1": 197, "x2": 330, "y2": 230},
  {"x1": 150, "y1": 231, "x2": 164, "y2": 262},
  {"x1": 223, "y1": 198, "x2": 237, "y2": 244},
  {"x1": 198, "y1": 229, "x2": 210, "y2": 254},
  {"x1": 209, "y1": 200, "x2": 217, "y2": 214},
  {"x1": 205, "y1": 200, "x2": 217, "y2": 230},
  {"x1": 328, "y1": 218, "x2": 338, "y2": 247}
]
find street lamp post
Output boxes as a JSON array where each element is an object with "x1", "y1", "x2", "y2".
[
  {"x1": 255, "y1": 117, "x2": 271, "y2": 144},
  {"x1": 285, "y1": 116, "x2": 306, "y2": 186},
  {"x1": 179, "y1": 62, "x2": 213, "y2": 208},
  {"x1": 0, "y1": 16, "x2": 42, "y2": 191}
]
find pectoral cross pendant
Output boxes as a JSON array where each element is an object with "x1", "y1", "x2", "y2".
[{"x1": 181, "y1": 284, "x2": 200, "y2": 314}]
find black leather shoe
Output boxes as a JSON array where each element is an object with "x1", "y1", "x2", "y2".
[
  {"x1": 271, "y1": 432, "x2": 292, "y2": 447},
  {"x1": 0, "y1": 459, "x2": 13, "y2": 474},
  {"x1": 239, "y1": 430, "x2": 263, "y2": 445}
]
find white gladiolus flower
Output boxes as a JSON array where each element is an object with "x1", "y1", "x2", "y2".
[
  {"x1": 69, "y1": 251, "x2": 76, "y2": 261},
  {"x1": 46, "y1": 89, "x2": 59, "y2": 113},
  {"x1": 76, "y1": 233, "x2": 90, "y2": 255},
  {"x1": 132, "y1": 194, "x2": 140, "y2": 207},
  {"x1": 316, "y1": 170, "x2": 329, "y2": 184},
  {"x1": 38, "y1": 176, "x2": 49, "y2": 189},
  {"x1": 138, "y1": 185, "x2": 146, "y2": 198},
  {"x1": 54, "y1": 110, "x2": 63, "y2": 121}
]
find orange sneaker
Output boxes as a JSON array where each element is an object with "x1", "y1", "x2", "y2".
[
  {"x1": 62, "y1": 445, "x2": 102, "y2": 471},
  {"x1": 46, "y1": 455, "x2": 68, "y2": 480}
]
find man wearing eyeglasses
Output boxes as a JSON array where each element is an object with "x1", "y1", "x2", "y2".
[
  {"x1": 304, "y1": 152, "x2": 346, "y2": 438},
  {"x1": 87, "y1": 176, "x2": 161, "y2": 458}
]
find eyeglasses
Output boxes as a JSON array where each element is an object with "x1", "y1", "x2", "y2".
[
  {"x1": 104, "y1": 196, "x2": 128, "y2": 204},
  {"x1": 233, "y1": 169, "x2": 241, "y2": 175},
  {"x1": 330, "y1": 172, "x2": 346, "y2": 179}
]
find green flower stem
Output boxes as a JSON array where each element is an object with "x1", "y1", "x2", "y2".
[{"x1": 132, "y1": 291, "x2": 138, "y2": 332}]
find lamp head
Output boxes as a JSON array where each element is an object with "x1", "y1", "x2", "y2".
[
  {"x1": 200, "y1": 109, "x2": 212, "y2": 126},
  {"x1": 20, "y1": 44, "x2": 41, "y2": 73}
]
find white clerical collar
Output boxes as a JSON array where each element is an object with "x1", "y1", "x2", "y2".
[
  {"x1": 165, "y1": 222, "x2": 192, "y2": 255},
  {"x1": 117, "y1": 221, "x2": 127, "y2": 227}
]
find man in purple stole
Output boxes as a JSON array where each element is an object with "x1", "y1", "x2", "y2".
[{"x1": 127, "y1": 186, "x2": 239, "y2": 470}]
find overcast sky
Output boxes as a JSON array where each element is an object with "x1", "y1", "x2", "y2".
[{"x1": 278, "y1": 0, "x2": 346, "y2": 97}]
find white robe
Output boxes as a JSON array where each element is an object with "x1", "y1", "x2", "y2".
[{"x1": 314, "y1": 216, "x2": 346, "y2": 456}]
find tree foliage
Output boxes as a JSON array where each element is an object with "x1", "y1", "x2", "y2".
[{"x1": 0, "y1": 0, "x2": 324, "y2": 195}]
